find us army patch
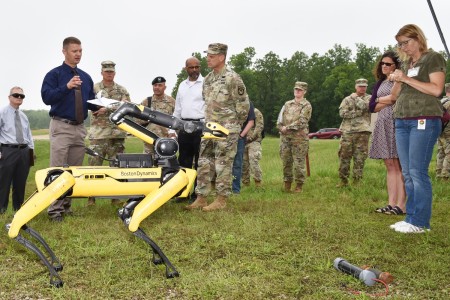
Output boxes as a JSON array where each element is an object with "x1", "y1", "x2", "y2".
[{"x1": 238, "y1": 85, "x2": 245, "y2": 95}]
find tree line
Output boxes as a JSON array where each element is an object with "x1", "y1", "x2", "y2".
[{"x1": 25, "y1": 44, "x2": 450, "y2": 132}]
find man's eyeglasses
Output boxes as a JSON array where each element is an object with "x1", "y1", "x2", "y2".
[
  {"x1": 187, "y1": 66, "x2": 200, "y2": 70},
  {"x1": 380, "y1": 62, "x2": 395, "y2": 67},
  {"x1": 397, "y1": 38, "x2": 413, "y2": 48},
  {"x1": 10, "y1": 93, "x2": 25, "y2": 99}
]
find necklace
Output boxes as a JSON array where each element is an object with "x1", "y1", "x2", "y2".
[{"x1": 410, "y1": 55, "x2": 422, "y2": 68}]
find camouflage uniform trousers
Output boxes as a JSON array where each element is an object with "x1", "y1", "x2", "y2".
[
  {"x1": 279, "y1": 136, "x2": 309, "y2": 185},
  {"x1": 436, "y1": 131, "x2": 450, "y2": 179},
  {"x1": 88, "y1": 138, "x2": 125, "y2": 166},
  {"x1": 338, "y1": 132, "x2": 370, "y2": 183},
  {"x1": 242, "y1": 141, "x2": 263, "y2": 184},
  {"x1": 195, "y1": 132, "x2": 239, "y2": 198}
]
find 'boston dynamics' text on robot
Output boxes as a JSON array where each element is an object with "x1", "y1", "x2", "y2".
[{"x1": 5, "y1": 102, "x2": 228, "y2": 287}]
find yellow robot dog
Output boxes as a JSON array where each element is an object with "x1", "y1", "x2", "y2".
[{"x1": 5, "y1": 102, "x2": 228, "y2": 288}]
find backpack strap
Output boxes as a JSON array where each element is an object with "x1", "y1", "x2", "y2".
[{"x1": 147, "y1": 96, "x2": 152, "y2": 108}]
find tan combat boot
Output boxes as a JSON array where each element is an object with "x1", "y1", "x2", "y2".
[
  {"x1": 87, "y1": 197, "x2": 96, "y2": 206},
  {"x1": 202, "y1": 195, "x2": 227, "y2": 212},
  {"x1": 284, "y1": 182, "x2": 292, "y2": 192},
  {"x1": 184, "y1": 196, "x2": 208, "y2": 210},
  {"x1": 293, "y1": 184, "x2": 302, "y2": 193},
  {"x1": 254, "y1": 180, "x2": 262, "y2": 188}
]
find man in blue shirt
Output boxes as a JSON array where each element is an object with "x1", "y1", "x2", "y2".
[{"x1": 41, "y1": 36, "x2": 97, "y2": 222}]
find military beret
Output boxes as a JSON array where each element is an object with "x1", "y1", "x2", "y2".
[
  {"x1": 294, "y1": 81, "x2": 308, "y2": 90},
  {"x1": 152, "y1": 76, "x2": 166, "y2": 85},
  {"x1": 204, "y1": 43, "x2": 228, "y2": 55},
  {"x1": 101, "y1": 60, "x2": 115, "y2": 71}
]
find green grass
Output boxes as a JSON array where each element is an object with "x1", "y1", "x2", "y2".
[
  {"x1": 31, "y1": 129, "x2": 50, "y2": 136},
  {"x1": 0, "y1": 137, "x2": 449, "y2": 299}
]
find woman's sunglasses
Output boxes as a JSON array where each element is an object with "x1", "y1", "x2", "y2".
[{"x1": 380, "y1": 62, "x2": 395, "y2": 67}]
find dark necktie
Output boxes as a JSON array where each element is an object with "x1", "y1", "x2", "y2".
[
  {"x1": 72, "y1": 69, "x2": 84, "y2": 123},
  {"x1": 15, "y1": 110, "x2": 25, "y2": 144}
]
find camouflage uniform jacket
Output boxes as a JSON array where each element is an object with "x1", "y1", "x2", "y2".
[
  {"x1": 140, "y1": 94, "x2": 175, "y2": 137},
  {"x1": 89, "y1": 81, "x2": 131, "y2": 139},
  {"x1": 203, "y1": 66, "x2": 250, "y2": 134},
  {"x1": 277, "y1": 99, "x2": 312, "y2": 138},
  {"x1": 442, "y1": 96, "x2": 450, "y2": 135},
  {"x1": 247, "y1": 108, "x2": 264, "y2": 143},
  {"x1": 338, "y1": 93, "x2": 371, "y2": 133}
]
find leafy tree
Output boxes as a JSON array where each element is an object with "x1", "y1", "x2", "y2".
[{"x1": 253, "y1": 52, "x2": 283, "y2": 134}]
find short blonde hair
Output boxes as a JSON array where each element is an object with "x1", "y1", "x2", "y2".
[{"x1": 395, "y1": 24, "x2": 428, "y2": 61}]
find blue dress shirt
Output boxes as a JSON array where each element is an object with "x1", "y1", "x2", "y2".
[{"x1": 41, "y1": 62, "x2": 97, "y2": 121}]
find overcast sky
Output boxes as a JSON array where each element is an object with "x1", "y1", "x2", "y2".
[{"x1": 1, "y1": 0, "x2": 449, "y2": 110}]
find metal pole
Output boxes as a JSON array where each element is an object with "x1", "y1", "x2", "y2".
[{"x1": 427, "y1": 0, "x2": 450, "y2": 58}]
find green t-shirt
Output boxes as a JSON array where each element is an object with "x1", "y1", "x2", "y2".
[{"x1": 394, "y1": 50, "x2": 446, "y2": 118}]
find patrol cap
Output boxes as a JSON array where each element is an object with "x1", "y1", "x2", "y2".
[
  {"x1": 355, "y1": 78, "x2": 368, "y2": 86},
  {"x1": 294, "y1": 81, "x2": 308, "y2": 90},
  {"x1": 204, "y1": 43, "x2": 228, "y2": 55},
  {"x1": 101, "y1": 60, "x2": 116, "y2": 71},
  {"x1": 152, "y1": 76, "x2": 166, "y2": 85}
]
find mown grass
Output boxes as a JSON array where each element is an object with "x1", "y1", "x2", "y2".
[{"x1": 0, "y1": 137, "x2": 449, "y2": 299}]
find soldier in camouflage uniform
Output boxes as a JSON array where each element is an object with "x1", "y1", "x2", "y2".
[
  {"x1": 277, "y1": 82, "x2": 312, "y2": 193},
  {"x1": 436, "y1": 83, "x2": 450, "y2": 180},
  {"x1": 88, "y1": 61, "x2": 131, "y2": 205},
  {"x1": 337, "y1": 78, "x2": 372, "y2": 187},
  {"x1": 186, "y1": 43, "x2": 250, "y2": 212},
  {"x1": 242, "y1": 107, "x2": 264, "y2": 187},
  {"x1": 140, "y1": 76, "x2": 175, "y2": 155}
]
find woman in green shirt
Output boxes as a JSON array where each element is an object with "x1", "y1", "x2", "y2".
[{"x1": 388, "y1": 24, "x2": 446, "y2": 234}]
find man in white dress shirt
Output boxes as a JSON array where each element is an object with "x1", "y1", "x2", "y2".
[{"x1": 169, "y1": 57, "x2": 205, "y2": 201}]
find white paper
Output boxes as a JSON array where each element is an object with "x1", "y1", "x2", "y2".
[{"x1": 87, "y1": 91, "x2": 120, "y2": 107}]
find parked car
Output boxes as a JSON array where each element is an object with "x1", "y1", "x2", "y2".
[{"x1": 308, "y1": 128, "x2": 341, "y2": 139}]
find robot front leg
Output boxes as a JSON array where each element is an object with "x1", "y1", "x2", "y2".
[
  {"x1": 7, "y1": 224, "x2": 64, "y2": 288},
  {"x1": 119, "y1": 170, "x2": 189, "y2": 278},
  {"x1": 6, "y1": 170, "x2": 75, "y2": 288}
]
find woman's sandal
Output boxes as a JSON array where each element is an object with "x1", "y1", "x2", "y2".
[
  {"x1": 386, "y1": 206, "x2": 405, "y2": 215},
  {"x1": 375, "y1": 205, "x2": 392, "y2": 213}
]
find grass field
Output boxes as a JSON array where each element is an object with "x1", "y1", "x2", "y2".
[{"x1": 0, "y1": 137, "x2": 449, "y2": 299}]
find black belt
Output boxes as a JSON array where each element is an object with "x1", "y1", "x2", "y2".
[
  {"x1": 51, "y1": 116, "x2": 83, "y2": 125},
  {"x1": 1, "y1": 143, "x2": 28, "y2": 149},
  {"x1": 181, "y1": 118, "x2": 204, "y2": 122}
]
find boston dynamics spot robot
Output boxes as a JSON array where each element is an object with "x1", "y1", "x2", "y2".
[{"x1": 5, "y1": 102, "x2": 228, "y2": 288}]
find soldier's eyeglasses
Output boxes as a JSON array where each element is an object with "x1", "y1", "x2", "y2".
[
  {"x1": 380, "y1": 62, "x2": 395, "y2": 67},
  {"x1": 10, "y1": 93, "x2": 25, "y2": 99}
]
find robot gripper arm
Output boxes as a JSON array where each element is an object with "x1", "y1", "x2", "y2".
[{"x1": 110, "y1": 102, "x2": 229, "y2": 140}]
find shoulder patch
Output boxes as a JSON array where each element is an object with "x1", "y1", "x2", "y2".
[{"x1": 238, "y1": 85, "x2": 245, "y2": 95}]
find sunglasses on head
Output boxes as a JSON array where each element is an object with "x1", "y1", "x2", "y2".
[
  {"x1": 380, "y1": 62, "x2": 395, "y2": 67},
  {"x1": 10, "y1": 93, "x2": 26, "y2": 99}
]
